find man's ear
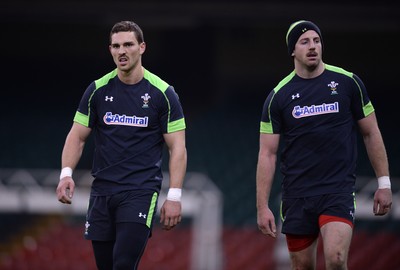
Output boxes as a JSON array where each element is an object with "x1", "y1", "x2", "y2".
[{"x1": 140, "y1": 42, "x2": 146, "y2": 55}]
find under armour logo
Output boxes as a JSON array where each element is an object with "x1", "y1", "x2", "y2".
[
  {"x1": 292, "y1": 93, "x2": 300, "y2": 100},
  {"x1": 139, "y1": 212, "x2": 147, "y2": 219},
  {"x1": 105, "y1": 96, "x2": 114, "y2": 102}
]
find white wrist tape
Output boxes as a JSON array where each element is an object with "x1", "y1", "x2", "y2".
[
  {"x1": 167, "y1": 188, "x2": 182, "y2": 202},
  {"x1": 60, "y1": 167, "x2": 73, "y2": 180},
  {"x1": 378, "y1": 176, "x2": 391, "y2": 189}
]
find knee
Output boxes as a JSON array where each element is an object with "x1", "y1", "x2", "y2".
[
  {"x1": 290, "y1": 255, "x2": 315, "y2": 270},
  {"x1": 325, "y1": 250, "x2": 347, "y2": 269}
]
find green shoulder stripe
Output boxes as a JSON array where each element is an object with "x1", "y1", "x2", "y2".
[
  {"x1": 143, "y1": 68, "x2": 185, "y2": 133},
  {"x1": 325, "y1": 64, "x2": 374, "y2": 117},
  {"x1": 325, "y1": 64, "x2": 353, "y2": 77},
  {"x1": 95, "y1": 69, "x2": 118, "y2": 89},
  {"x1": 143, "y1": 68, "x2": 169, "y2": 92},
  {"x1": 260, "y1": 71, "x2": 295, "y2": 133},
  {"x1": 274, "y1": 70, "x2": 296, "y2": 93},
  {"x1": 73, "y1": 69, "x2": 118, "y2": 127}
]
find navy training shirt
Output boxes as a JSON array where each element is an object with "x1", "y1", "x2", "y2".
[
  {"x1": 260, "y1": 64, "x2": 374, "y2": 198},
  {"x1": 74, "y1": 68, "x2": 186, "y2": 196}
]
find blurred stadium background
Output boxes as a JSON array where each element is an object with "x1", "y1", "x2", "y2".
[{"x1": 1, "y1": 1, "x2": 399, "y2": 269}]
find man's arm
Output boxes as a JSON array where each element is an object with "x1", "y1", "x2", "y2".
[
  {"x1": 160, "y1": 130, "x2": 187, "y2": 230},
  {"x1": 56, "y1": 122, "x2": 91, "y2": 204},
  {"x1": 256, "y1": 133, "x2": 280, "y2": 237},
  {"x1": 358, "y1": 112, "x2": 392, "y2": 215}
]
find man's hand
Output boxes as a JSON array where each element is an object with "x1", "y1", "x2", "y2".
[
  {"x1": 160, "y1": 200, "x2": 182, "y2": 230},
  {"x1": 257, "y1": 207, "x2": 277, "y2": 238},
  {"x1": 56, "y1": 177, "x2": 75, "y2": 204},
  {"x1": 373, "y1": 188, "x2": 392, "y2": 216}
]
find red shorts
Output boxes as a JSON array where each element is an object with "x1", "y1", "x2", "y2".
[{"x1": 286, "y1": 215, "x2": 353, "y2": 252}]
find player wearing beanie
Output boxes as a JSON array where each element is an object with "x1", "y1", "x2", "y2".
[
  {"x1": 286, "y1": 20, "x2": 323, "y2": 56},
  {"x1": 256, "y1": 20, "x2": 392, "y2": 269}
]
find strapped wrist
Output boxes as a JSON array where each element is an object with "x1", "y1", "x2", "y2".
[
  {"x1": 378, "y1": 176, "x2": 391, "y2": 189},
  {"x1": 167, "y1": 188, "x2": 182, "y2": 202},
  {"x1": 60, "y1": 167, "x2": 73, "y2": 180}
]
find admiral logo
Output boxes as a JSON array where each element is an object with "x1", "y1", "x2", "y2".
[
  {"x1": 104, "y1": 112, "x2": 148, "y2": 127},
  {"x1": 292, "y1": 102, "x2": 339, "y2": 118}
]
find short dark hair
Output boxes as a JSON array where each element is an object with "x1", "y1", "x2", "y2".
[{"x1": 110, "y1": 21, "x2": 144, "y2": 44}]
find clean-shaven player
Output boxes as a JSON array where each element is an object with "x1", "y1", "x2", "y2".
[{"x1": 57, "y1": 21, "x2": 187, "y2": 270}]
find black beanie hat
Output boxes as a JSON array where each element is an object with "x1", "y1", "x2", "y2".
[{"x1": 286, "y1": 20, "x2": 323, "y2": 56}]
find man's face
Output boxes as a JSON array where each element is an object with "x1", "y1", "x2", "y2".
[
  {"x1": 292, "y1": 30, "x2": 322, "y2": 68},
  {"x1": 109, "y1": 31, "x2": 146, "y2": 72}
]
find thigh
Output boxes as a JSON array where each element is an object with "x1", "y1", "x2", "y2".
[
  {"x1": 318, "y1": 194, "x2": 354, "y2": 267},
  {"x1": 320, "y1": 221, "x2": 352, "y2": 263},
  {"x1": 114, "y1": 222, "x2": 151, "y2": 270},
  {"x1": 282, "y1": 197, "x2": 320, "y2": 268},
  {"x1": 91, "y1": 240, "x2": 114, "y2": 270},
  {"x1": 287, "y1": 237, "x2": 318, "y2": 270}
]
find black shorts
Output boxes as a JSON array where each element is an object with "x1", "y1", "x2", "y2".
[
  {"x1": 280, "y1": 193, "x2": 356, "y2": 235},
  {"x1": 84, "y1": 189, "x2": 159, "y2": 241}
]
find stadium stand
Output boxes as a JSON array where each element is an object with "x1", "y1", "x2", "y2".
[
  {"x1": 1, "y1": 216, "x2": 399, "y2": 270},
  {"x1": 0, "y1": 168, "x2": 399, "y2": 269}
]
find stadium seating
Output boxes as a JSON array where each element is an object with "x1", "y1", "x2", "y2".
[{"x1": 1, "y1": 215, "x2": 399, "y2": 270}]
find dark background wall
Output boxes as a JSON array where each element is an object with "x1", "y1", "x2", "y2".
[{"x1": 1, "y1": 1, "x2": 399, "y2": 224}]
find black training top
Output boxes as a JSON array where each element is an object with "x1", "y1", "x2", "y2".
[
  {"x1": 260, "y1": 64, "x2": 374, "y2": 198},
  {"x1": 74, "y1": 68, "x2": 186, "y2": 196}
]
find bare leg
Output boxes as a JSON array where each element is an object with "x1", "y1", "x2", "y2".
[
  {"x1": 289, "y1": 239, "x2": 318, "y2": 270},
  {"x1": 320, "y1": 221, "x2": 352, "y2": 270}
]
